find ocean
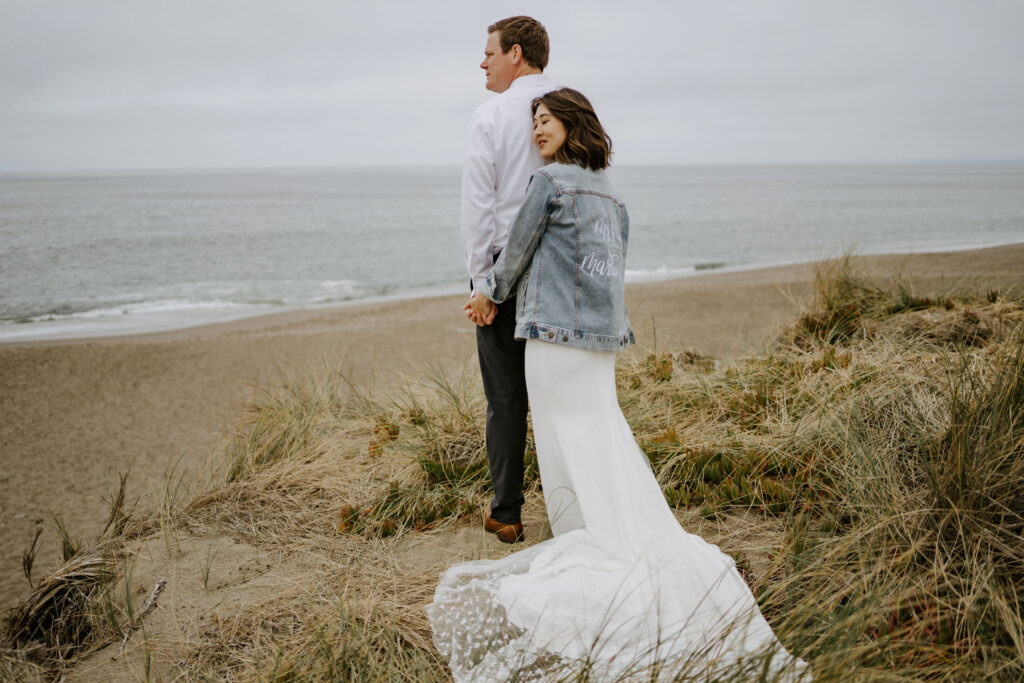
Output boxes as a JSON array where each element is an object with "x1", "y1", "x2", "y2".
[{"x1": 1, "y1": 165, "x2": 1022, "y2": 342}]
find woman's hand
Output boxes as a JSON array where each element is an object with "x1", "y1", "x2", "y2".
[{"x1": 464, "y1": 293, "x2": 497, "y2": 327}]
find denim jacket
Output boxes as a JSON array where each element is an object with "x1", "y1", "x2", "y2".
[{"x1": 482, "y1": 162, "x2": 635, "y2": 352}]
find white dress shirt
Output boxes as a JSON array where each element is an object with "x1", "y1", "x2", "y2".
[{"x1": 461, "y1": 73, "x2": 555, "y2": 294}]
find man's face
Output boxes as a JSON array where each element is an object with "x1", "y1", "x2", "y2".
[{"x1": 480, "y1": 31, "x2": 516, "y2": 93}]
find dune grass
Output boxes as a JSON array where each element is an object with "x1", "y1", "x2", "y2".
[{"x1": 4, "y1": 256, "x2": 1024, "y2": 681}]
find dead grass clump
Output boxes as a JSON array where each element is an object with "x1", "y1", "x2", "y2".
[
  {"x1": 331, "y1": 367, "x2": 543, "y2": 538},
  {"x1": 4, "y1": 548, "x2": 117, "y2": 658},
  {"x1": 887, "y1": 290, "x2": 956, "y2": 315},
  {"x1": 791, "y1": 254, "x2": 1021, "y2": 349},
  {"x1": 337, "y1": 484, "x2": 476, "y2": 536},
  {"x1": 916, "y1": 332, "x2": 1024, "y2": 659},
  {"x1": 792, "y1": 255, "x2": 881, "y2": 344},
  {"x1": 226, "y1": 377, "x2": 353, "y2": 482},
  {"x1": 207, "y1": 601, "x2": 445, "y2": 681},
  {"x1": 3, "y1": 474, "x2": 143, "y2": 670}
]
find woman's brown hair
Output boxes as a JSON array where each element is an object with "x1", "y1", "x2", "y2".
[{"x1": 531, "y1": 88, "x2": 612, "y2": 171}]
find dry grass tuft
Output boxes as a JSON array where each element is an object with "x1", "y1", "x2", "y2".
[{"x1": 2, "y1": 474, "x2": 141, "y2": 672}]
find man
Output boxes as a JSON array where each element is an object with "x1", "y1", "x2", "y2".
[{"x1": 461, "y1": 16, "x2": 552, "y2": 543}]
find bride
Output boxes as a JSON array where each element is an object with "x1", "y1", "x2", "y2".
[{"x1": 429, "y1": 88, "x2": 810, "y2": 682}]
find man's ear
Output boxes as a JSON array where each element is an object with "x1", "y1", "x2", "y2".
[{"x1": 510, "y1": 44, "x2": 522, "y2": 64}]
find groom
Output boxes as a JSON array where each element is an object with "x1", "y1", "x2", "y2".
[{"x1": 461, "y1": 16, "x2": 552, "y2": 543}]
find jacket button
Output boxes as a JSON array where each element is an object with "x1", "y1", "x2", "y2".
[
  {"x1": 546, "y1": 331, "x2": 554, "y2": 339},
  {"x1": 561, "y1": 335, "x2": 568, "y2": 342}
]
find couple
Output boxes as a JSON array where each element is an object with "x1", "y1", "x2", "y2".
[{"x1": 427, "y1": 16, "x2": 810, "y2": 681}]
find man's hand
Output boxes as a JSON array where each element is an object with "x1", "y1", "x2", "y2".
[{"x1": 464, "y1": 293, "x2": 497, "y2": 327}]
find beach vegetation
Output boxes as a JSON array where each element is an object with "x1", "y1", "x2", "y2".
[{"x1": 3, "y1": 256, "x2": 1024, "y2": 680}]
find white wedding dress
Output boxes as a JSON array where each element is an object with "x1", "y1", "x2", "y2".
[{"x1": 428, "y1": 341, "x2": 811, "y2": 681}]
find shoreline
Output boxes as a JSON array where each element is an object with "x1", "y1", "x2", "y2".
[{"x1": 5, "y1": 240, "x2": 1023, "y2": 347}]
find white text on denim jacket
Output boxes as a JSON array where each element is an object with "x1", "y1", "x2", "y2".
[
  {"x1": 593, "y1": 216, "x2": 616, "y2": 243},
  {"x1": 581, "y1": 251, "x2": 622, "y2": 279},
  {"x1": 580, "y1": 217, "x2": 623, "y2": 279}
]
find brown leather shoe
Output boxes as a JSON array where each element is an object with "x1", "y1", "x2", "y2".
[{"x1": 485, "y1": 517, "x2": 524, "y2": 544}]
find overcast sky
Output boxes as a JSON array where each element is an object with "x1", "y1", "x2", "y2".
[{"x1": 2, "y1": 1, "x2": 1023, "y2": 172}]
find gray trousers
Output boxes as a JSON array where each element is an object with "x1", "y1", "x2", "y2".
[{"x1": 476, "y1": 296, "x2": 528, "y2": 525}]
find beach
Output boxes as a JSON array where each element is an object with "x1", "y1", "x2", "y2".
[{"x1": 2, "y1": 244, "x2": 1023, "y2": 610}]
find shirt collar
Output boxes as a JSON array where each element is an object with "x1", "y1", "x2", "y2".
[{"x1": 508, "y1": 73, "x2": 552, "y2": 91}]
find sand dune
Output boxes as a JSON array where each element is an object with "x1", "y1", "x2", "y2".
[{"x1": 2, "y1": 244, "x2": 1022, "y2": 609}]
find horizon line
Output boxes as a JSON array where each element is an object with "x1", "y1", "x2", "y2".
[{"x1": 4, "y1": 159, "x2": 1024, "y2": 176}]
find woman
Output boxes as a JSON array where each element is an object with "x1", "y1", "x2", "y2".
[{"x1": 428, "y1": 89, "x2": 810, "y2": 682}]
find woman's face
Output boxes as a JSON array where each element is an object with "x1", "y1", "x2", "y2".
[{"x1": 533, "y1": 103, "x2": 567, "y2": 160}]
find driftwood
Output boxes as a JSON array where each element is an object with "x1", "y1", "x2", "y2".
[{"x1": 117, "y1": 578, "x2": 167, "y2": 655}]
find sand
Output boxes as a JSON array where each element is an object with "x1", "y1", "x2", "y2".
[{"x1": 2, "y1": 244, "x2": 1022, "y2": 609}]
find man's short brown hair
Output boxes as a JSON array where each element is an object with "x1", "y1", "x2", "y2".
[{"x1": 488, "y1": 16, "x2": 549, "y2": 71}]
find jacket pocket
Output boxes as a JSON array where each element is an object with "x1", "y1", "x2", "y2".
[{"x1": 518, "y1": 270, "x2": 530, "y2": 316}]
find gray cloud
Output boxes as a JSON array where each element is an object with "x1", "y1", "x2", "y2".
[{"x1": 1, "y1": 0, "x2": 1022, "y2": 171}]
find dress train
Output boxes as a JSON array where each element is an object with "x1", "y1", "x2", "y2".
[{"x1": 428, "y1": 341, "x2": 810, "y2": 681}]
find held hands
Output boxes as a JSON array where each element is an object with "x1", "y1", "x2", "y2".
[{"x1": 465, "y1": 292, "x2": 497, "y2": 327}]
